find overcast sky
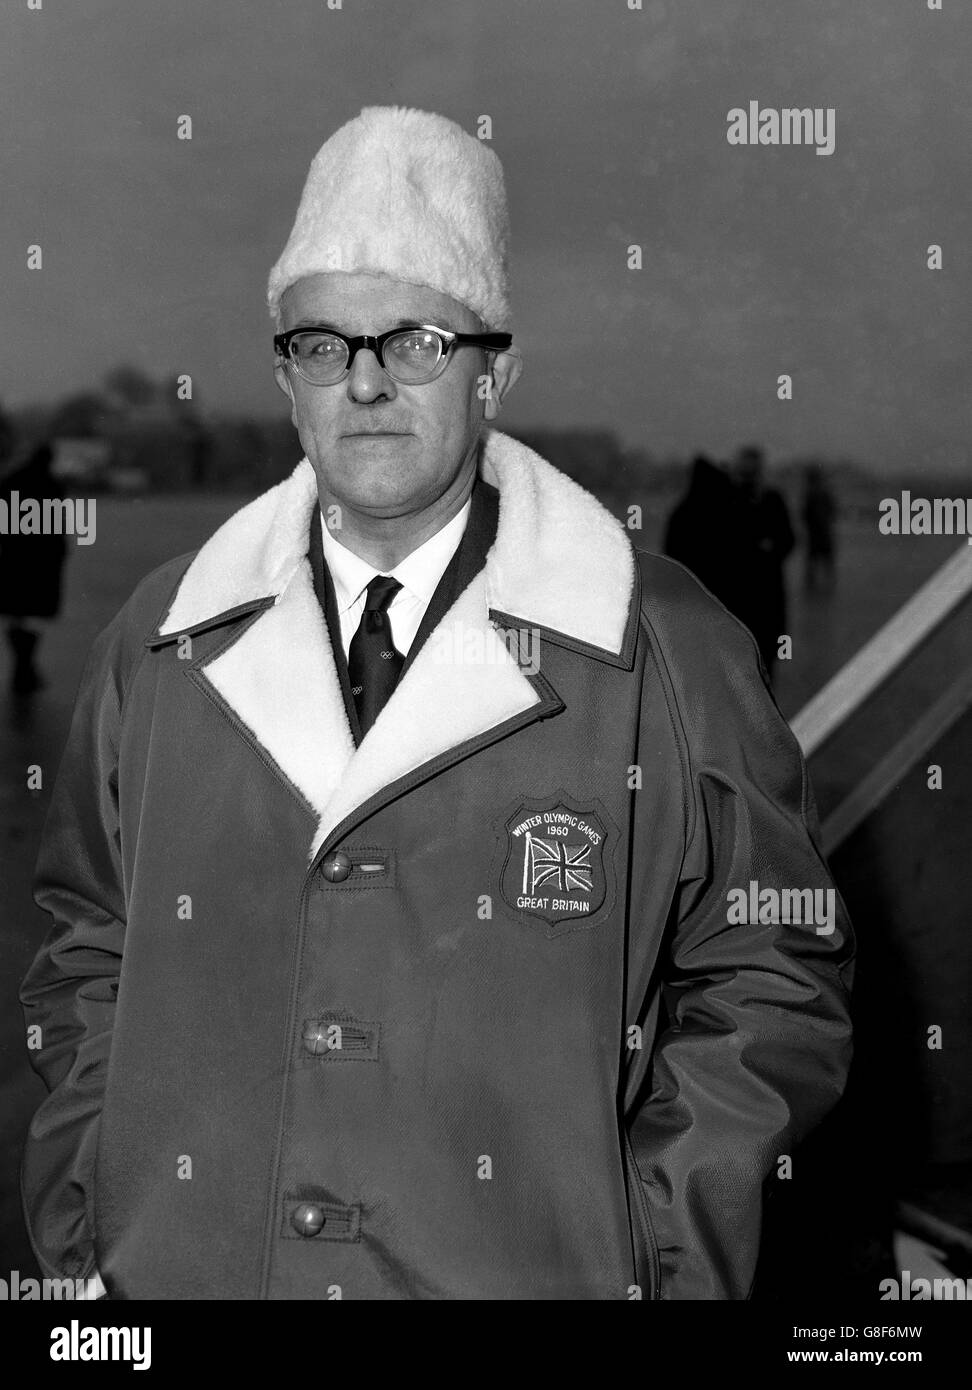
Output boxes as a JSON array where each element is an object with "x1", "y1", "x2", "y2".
[{"x1": 3, "y1": 0, "x2": 970, "y2": 471}]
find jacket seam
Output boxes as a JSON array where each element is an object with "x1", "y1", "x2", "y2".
[
  {"x1": 116, "y1": 558, "x2": 197, "y2": 735},
  {"x1": 622, "y1": 1129, "x2": 662, "y2": 1299},
  {"x1": 487, "y1": 609, "x2": 636, "y2": 669},
  {"x1": 722, "y1": 609, "x2": 858, "y2": 976},
  {"x1": 634, "y1": 608, "x2": 694, "y2": 867},
  {"x1": 116, "y1": 625, "x2": 156, "y2": 743},
  {"x1": 144, "y1": 597, "x2": 276, "y2": 648},
  {"x1": 635, "y1": 549, "x2": 778, "y2": 859}
]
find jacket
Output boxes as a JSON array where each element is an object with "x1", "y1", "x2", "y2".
[{"x1": 20, "y1": 428, "x2": 854, "y2": 1300}]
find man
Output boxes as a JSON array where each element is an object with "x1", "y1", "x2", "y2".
[
  {"x1": 21, "y1": 107, "x2": 853, "y2": 1300},
  {"x1": 801, "y1": 463, "x2": 838, "y2": 593},
  {"x1": 0, "y1": 432, "x2": 68, "y2": 695},
  {"x1": 731, "y1": 445, "x2": 796, "y2": 678},
  {"x1": 663, "y1": 453, "x2": 741, "y2": 615}
]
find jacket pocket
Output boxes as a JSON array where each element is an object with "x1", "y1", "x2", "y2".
[{"x1": 622, "y1": 1129, "x2": 661, "y2": 1300}]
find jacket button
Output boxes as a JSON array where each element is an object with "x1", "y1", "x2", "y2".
[
  {"x1": 319, "y1": 845, "x2": 353, "y2": 878},
  {"x1": 302, "y1": 1021, "x2": 330, "y2": 1055},
  {"x1": 320, "y1": 850, "x2": 352, "y2": 882},
  {"x1": 291, "y1": 1203, "x2": 326, "y2": 1237}
]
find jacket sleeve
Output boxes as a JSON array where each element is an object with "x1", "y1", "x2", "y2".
[
  {"x1": 19, "y1": 610, "x2": 133, "y2": 1282},
  {"x1": 628, "y1": 568, "x2": 855, "y2": 1300}
]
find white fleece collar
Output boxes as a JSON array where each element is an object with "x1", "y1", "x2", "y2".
[
  {"x1": 158, "y1": 429, "x2": 634, "y2": 656},
  {"x1": 155, "y1": 429, "x2": 636, "y2": 858}
]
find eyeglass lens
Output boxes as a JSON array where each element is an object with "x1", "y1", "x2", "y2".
[{"x1": 289, "y1": 328, "x2": 445, "y2": 384}]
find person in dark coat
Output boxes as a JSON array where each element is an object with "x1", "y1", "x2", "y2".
[
  {"x1": 731, "y1": 446, "x2": 796, "y2": 678},
  {"x1": 20, "y1": 107, "x2": 853, "y2": 1301},
  {"x1": 801, "y1": 463, "x2": 837, "y2": 593},
  {"x1": 663, "y1": 454, "x2": 742, "y2": 614},
  {"x1": 0, "y1": 440, "x2": 68, "y2": 694}
]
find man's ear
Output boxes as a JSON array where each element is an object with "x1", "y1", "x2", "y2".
[
  {"x1": 482, "y1": 346, "x2": 522, "y2": 422},
  {"x1": 273, "y1": 361, "x2": 299, "y2": 428}
]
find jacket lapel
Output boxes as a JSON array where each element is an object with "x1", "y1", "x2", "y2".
[
  {"x1": 150, "y1": 431, "x2": 636, "y2": 860},
  {"x1": 399, "y1": 475, "x2": 499, "y2": 678},
  {"x1": 307, "y1": 504, "x2": 363, "y2": 745},
  {"x1": 197, "y1": 555, "x2": 357, "y2": 824},
  {"x1": 310, "y1": 568, "x2": 554, "y2": 858}
]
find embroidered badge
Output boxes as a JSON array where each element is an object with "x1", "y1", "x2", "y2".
[{"x1": 496, "y1": 792, "x2": 615, "y2": 936}]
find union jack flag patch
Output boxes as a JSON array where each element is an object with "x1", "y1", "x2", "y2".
[{"x1": 495, "y1": 792, "x2": 615, "y2": 935}]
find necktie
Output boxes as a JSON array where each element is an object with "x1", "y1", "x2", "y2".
[{"x1": 348, "y1": 575, "x2": 404, "y2": 736}]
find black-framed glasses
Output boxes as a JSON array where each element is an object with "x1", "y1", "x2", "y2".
[{"x1": 273, "y1": 323, "x2": 513, "y2": 386}]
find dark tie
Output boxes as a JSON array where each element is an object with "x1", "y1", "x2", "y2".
[{"x1": 348, "y1": 575, "x2": 404, "y2": 736}]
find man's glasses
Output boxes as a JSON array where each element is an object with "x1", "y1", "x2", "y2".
[{"x1": 273, "y1": 323, "x2": 513, "y2": 386}]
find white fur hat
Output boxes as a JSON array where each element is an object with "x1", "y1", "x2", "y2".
[{"x1": 267, "y1": 106, "x2": 511, "y2": 331}]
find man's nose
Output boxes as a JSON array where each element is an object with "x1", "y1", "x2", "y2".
[{"x1": 346, "y1": 348, "x2": 397, "y2": 404}]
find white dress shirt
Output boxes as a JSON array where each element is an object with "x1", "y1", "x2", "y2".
[{"x1": 320, "y1": 498, "x2": 472, "y2": 660}]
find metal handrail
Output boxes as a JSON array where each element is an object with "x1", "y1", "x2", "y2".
[
  {"x1": 791, "y1": 542, "x2": 972, "y2": 758},
  {"x1": 818, "y1": 667, "x2": 972, "y2": 855}
]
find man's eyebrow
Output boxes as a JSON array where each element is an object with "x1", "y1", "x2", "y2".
[
  {"x1": 285, "y1": 318, "x2": 457, "y2": 333},
  {"x1": 391, "y1": 317, "x2": 450, "y2": 329}
]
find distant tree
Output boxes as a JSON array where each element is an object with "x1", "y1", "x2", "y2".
[
  {"x1": 51, "y1": 393, "x2": 113, "y2": 438},
  {"x1": 104, "y1": 366, "x2": 158, "y2": 410}
]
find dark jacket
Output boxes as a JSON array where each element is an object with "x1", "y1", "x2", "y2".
[
  {"x1": 0, "y1": 444, "x2": 68, "y2": 618},
  {"x1": 20, "y1": 429, "x2": 854, "y2": 1300}
]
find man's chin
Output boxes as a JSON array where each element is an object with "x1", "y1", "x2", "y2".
[
  {"x1": 316, "y1": 445, "x2": 429, "y2": 513},
  {"x1": 328, "y1": 435, "x2": 418, "y2": 474}
]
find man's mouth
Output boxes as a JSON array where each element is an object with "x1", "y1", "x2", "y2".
[{"x1": 340, "y1": 429, "x2": 412, "y2": 438}]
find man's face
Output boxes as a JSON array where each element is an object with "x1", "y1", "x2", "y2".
[{"x1": 274, "y1": 271, "x2": 509, "y2": 518}]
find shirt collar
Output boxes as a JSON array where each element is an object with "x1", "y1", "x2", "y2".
[{"x1": 320, "y1": 496, "x2": 472, "y2": 615}]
